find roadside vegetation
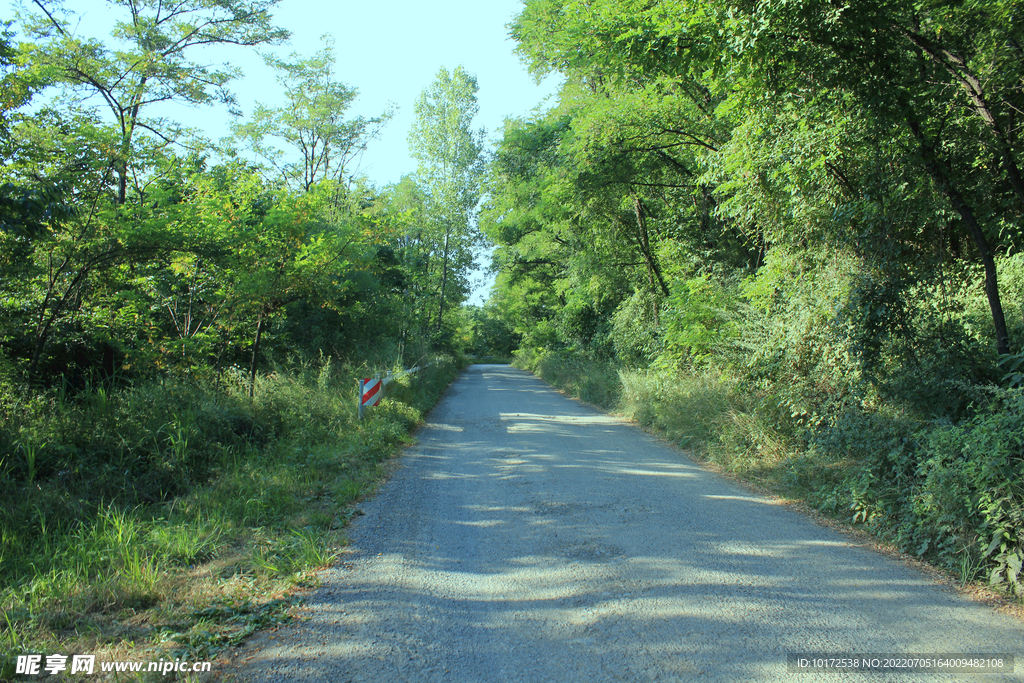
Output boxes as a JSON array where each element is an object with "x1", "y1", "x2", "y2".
[
  {"x1": 0, "y1": 0, "x2": 496, "y2": 677},
  {"x1": 1, "y1": 355, "x2": 461, "y2": 680},
  {"x1": 488, "y1": 0, "x2": 1024, "y2": 602}
]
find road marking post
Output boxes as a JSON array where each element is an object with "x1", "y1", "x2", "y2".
[
  {"x1": 358, "y1": 361, "x2": 434, "y2": 419},
  {"x1": 359, "y1": 376, "x2": 383, "y2": 420}
]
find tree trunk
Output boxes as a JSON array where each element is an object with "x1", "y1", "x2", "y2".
[
  {"x1": 28, "y1": 262, "x2": 89, "y2": 379},
  {"x1": 436, "y1": 226, "x2": 451, "y2": 332},
  {"x1": 249, "y1": 313, "x2": 265, "y2": 398},
  {"x1": 908, "y1": 115, "x2": 1011, "y2": 355},
  {"x1": 632, "y1": 194, "x2": 671, "y2": 299},
  {"x1": 115, "y1": 76, "x2": 147, "y2": 205},
  {"x1": 898, "y1": 29, "x2": 1024, "y2": 208}
]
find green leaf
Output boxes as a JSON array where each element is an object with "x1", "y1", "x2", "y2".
[
  {"x1": 984, "y1": 530, "x2": 1005, "y2": 558},
  {"x1": 1007, "y1": 553, "x2": 1022, "y2": 583},
  {"x1": 990, "y1": 567, "x2": 1004, "y2": 586}
]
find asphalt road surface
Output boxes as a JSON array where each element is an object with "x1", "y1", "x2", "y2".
[{"x1": 230, "y1": 364, "x2": 1022, "y2": 682}]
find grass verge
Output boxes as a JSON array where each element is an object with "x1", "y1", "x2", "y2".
[{"x1": 0, "y1": 355, "x2": 463, "y2": 681}]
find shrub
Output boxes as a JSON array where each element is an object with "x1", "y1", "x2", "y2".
[{"x1": 916, "y1": 391, "x2": 1024, "y2": 593}]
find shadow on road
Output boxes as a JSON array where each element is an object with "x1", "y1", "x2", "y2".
[{"x1": 238, "y1": 365, "x2": 1021, "y2": 682}]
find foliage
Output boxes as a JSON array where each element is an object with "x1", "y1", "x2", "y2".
[
  {"x1": 661, "y1": 274, "x2": 741, "y2": 366},
  {"x1": 0, "y1": 355, "x2": 463, "y2": 674},
  {"x1": 488, "y1": 0, "x2": 1024, "y2": 599},
  {"x1": 233, "y1": 36, "x2": 393, "y2": 192},
  {"x1": 406, "y1": 66, "x2": 486, "y2": 340},
  {"x1": 464, "y1": 304, "x2": 520, "y2": 359},
  {"x1": 609, "y1": 290, "x2": 661, "y2": 368},
  {"x1": 18, "y1": 0, "x2": 289, "y2": 203}
]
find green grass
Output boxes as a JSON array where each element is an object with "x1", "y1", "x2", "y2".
[
  {"x1": 514, "y1": 349, "x2": 621, "y2": 409},
  {"x1": 0, "y1": 354, "x2": 463, "y2": 680},
  {"x1": 619, "y1": 367, "x2": 733, "y2": 448}
]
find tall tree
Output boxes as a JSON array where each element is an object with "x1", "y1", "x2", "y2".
[
  {"x1": 722, "y1": 0, "x2": 1024, "y2": 355},
  {"x1": 20, "y1": 0, "x2": 289, "y2": 204},
  {"x1": 233, "y1": 36, "x2": 392, "y2": 193},
  {"x1": 407, "y1": 66, "x2": 485, "y2": 336}
]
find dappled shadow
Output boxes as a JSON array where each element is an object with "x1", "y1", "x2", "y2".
[{"x1": 236, "y1": 365, "x2": 1023, "y2": 683}]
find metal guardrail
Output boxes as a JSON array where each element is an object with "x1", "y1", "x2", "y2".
[{"x1": 358, "y1": 362, "x2": 433, "y2": 419}]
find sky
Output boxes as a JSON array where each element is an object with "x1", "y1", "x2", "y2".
[{"x1": 9, "y1": 0, "x2": 564, "y2": 302}]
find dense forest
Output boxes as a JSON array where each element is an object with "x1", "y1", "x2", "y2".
[
  {"x1": 1, "y1": 0, "x2": 1023, "y2": 673},
  {"x1": 484, "y1": 0, "x2": 1024, "y2": 596}
]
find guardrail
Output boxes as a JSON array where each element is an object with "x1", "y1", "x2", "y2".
[{"x1": 358, "y1": 363, "x2": 432, "y2": 419}]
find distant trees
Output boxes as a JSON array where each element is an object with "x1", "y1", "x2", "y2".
[{"x1": 407, "y1": 66, "x2": 485, "y2": 340}]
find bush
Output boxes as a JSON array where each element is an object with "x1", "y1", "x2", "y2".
[
  {"x1": 916, "y1": 391, "x2": 1024, "y2": 593},
  {"x1": 513, "y1": 347, "x2": 618, "y2": 407},
  {"x1": 609, "y1": 291, "x2": 663, "y2": 368},
  {"x1": 804, "y1": 390, "x2": 1024, "y2": 592},
  {"x1": 0, "y1": 353, "x2": 465, "y2": 673}
]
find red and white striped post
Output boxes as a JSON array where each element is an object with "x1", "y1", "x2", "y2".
[
  {"x1": 358, "y1": 376, "x2": 383, "y2": 420},
  {"x1": 357, "y1": 362, "x2": 433, "y2": 419}
]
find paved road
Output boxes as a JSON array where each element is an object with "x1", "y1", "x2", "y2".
[{"x1": 231, "y1": 364, "x2": 1022, "y2": 682}]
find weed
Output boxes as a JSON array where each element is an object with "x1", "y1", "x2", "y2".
[
  {"x1": 15, "y1": 439, "x2": 44, "y2": 484},
  {"x1": 0, "y1": 354, "x2": 464, "y2": 678}
]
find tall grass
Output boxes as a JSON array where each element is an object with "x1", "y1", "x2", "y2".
[
  {"x1": 514, "y1": 348, "x2": 621, "y2": 409},
  {"x1": 618, "y1": 368, "x2": 733, "y2": 448},
  {"x1": 0, "y1": 354, "x2": 462, "y2": 678}
]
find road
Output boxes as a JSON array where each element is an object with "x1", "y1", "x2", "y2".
[{"x1": 230, "y1": 364, "x2": 1022, "y2": 682}]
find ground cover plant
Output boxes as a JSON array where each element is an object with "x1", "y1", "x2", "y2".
[{"x1": 0, "y1": 355, "x2": 462, "y2": 680}]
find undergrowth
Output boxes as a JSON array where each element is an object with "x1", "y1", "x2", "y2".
[{"x1": 0, "y1": 354, "x2": 462, "y2": 681}]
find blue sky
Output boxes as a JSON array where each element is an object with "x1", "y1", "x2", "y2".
[
  {"x1": 8, "y1": 0, "x2": 562, "y2": 301},
  {"x1": 213, "y1": 0, "x2": 561, "y2": 187},
  {"x1": 34, "y1": 0, "x2": 561, "y2": 186}
]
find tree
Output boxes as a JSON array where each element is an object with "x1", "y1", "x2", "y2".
[
  {"x1": 0, "y1": 21, "x2": 31, "y2": 134},
  {"x1": 407, "y1": 66, "x2": 485, "y2": 336},
  {"x1": 465, "y1": 304, "x2": 520, "y2": 358},
  {"x1": 1, "y1": 144, "x2": 205, "y2": 380},
  {"x1": 504, "y1": 0, "x2": 1023, "y2": 371},
  {"x1": 720, "y1": 0, "x2": 1023, "y2": 355},
  {"x1": 233, "y1": 36, "x2": 393, "y2": 193},
  {"x1": 0, "y1": 21, "x2": 51, "y2": 281},
  {"x1": 20, "y1": 0, "x2": 289, "y2": 204}
]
